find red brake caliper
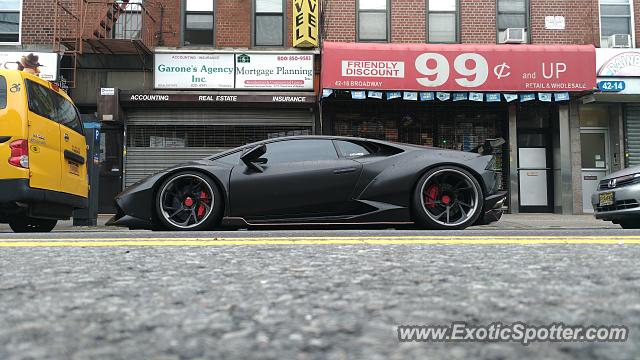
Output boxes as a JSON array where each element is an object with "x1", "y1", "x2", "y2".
[
  {"x1": 196, "y1": 191, "x2": 209, "y2": 219},
  {"x1": 425, "y1": 185, "x2": 439, "y2": 209}
]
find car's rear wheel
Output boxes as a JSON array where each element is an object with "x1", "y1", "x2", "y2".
[
  {"x1": 412, "y1": 166, "x2": 484, "y2": 230},
  {"x1": 619, "y1": 220, "x2": 640, "y2": 229},
  {"x1": 156, "y1": 171, "x2": 223, "y2": 231},
  {"x1": 9, "y1": 217, "x2": 57, "y2": 233}
]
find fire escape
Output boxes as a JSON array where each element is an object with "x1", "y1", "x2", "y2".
[{"x1": 53, "y1": 0, "x2": 158, "y2": 89}]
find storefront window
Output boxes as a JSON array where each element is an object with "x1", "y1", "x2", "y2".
[
  {"x1": 428, "y1": 0, "x2": 457, "y2": 43},
  {"x1": 600, "y1": 0, "x2": 633, "y2": 47},
  {"x1": 330, "y1": 101, "x2": 508, "y2": 189},
  {"x1": 357, "y1": 0, "x2": 389, "y2": 42},
  {"x1": 183, "y1": 0, "x2": 214, "y2": 46},
  {"x1": 580, "y1": 104, "x2": 610, "y2": 128}
]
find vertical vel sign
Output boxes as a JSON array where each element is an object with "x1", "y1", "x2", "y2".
[{"x1": 293, "y1": 0, "x2": 318, "y2": 48}]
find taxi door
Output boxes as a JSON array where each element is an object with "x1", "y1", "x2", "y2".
[
  {"x1": 24, "y1": 78, "x2": 62, "y2": 192},
  {"x1": 55, "y1": 92, "x2": 88, "y2": 198}
]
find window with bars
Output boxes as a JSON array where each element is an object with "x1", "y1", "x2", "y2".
[
  {"x1": 600, "y1": 0, "x2": 633, "y2": 47},
  {"x1": 0, "y1": 0, "x2": 21, "y2": 43},
  {"x1": 184, "y1": 0, "x2": 214, "y2": 46},
  {"x1": 254, "y1": 0, "x2": 284, "y2": 46},
  {"x1": 357, "y1": 0, "x2": 389, "y2": 42},
  {"x1": 497, "y1": 0, "x2": 529, "y2": 43},
  {"x1": 428, "y1": 0, "x2": 458, "y2": 43},
  {"x1": 114, "y1": 0, "x2": 142, "y2": 40}
]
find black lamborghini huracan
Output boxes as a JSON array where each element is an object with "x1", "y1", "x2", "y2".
[{"x1": 108, "y1": 136, "x2": 507, "y2": 231}]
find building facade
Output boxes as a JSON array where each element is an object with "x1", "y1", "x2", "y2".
[
  {"x1": 3, "y1": 0, "x2": 639, "y2": 215},
  {"x1": 320, "y1": 0, "x2": 638, "y2": 215}
]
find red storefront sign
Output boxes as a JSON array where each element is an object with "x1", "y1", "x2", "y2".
[{"x1": 322, "y1": 42, "x2": 596, "y2": 92}]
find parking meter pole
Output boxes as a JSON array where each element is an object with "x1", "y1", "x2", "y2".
[{"x1": 73, "y1": 123, "x2": 101, "y2": 226}]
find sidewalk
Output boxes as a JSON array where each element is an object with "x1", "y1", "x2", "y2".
[
  {"x1": 0, "y1": 213, "x2": 618, "y2": 232},
  {"x1": 479, "y1": 213, "x2": 619, "y2": 230}
]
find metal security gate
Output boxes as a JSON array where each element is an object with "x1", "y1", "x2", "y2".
[
  {"x1": 124, "y1": 108, "x2": 314, "y2": 187},
  {"x1": 624, "y1": 104, "x2": 640, "y2": 167}
]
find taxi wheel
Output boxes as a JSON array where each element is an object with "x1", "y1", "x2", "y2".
[{"x1": 9, "y1": 218, "x2": 57, "y2": 233}]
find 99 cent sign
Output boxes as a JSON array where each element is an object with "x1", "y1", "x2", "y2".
[{"x1": 322, "y1": 42, "x2": 596, "y2": 92}]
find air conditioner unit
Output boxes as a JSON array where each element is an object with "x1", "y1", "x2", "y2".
[
  {"x1": 501, "y1": 28, "x2": 526, "y2": 44},
  {"x1": 610, "y1": 34, "x2": 631, "y2": 48}
]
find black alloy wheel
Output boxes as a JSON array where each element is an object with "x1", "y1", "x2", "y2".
[
  {"x1": 156, "y1": 171, "x2": 223, "y2": 231},
  {"x1": 412, "y1": 166, "x2": 484, "y2": 230}
]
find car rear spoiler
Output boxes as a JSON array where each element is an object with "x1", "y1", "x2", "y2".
[{"x1": 470, "y1": 138, "x2": 506, "y2": 155}]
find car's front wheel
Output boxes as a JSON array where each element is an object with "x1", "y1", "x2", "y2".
[
  {"x1": 619, "y1": 220, "x2": 640, "y2": 229},
  {"x1": 155, "y1": 171, "x2": 223, "y2": 231},
  {"x1": 412, "y1": 166, "x2": 484, "y2": 230},
  {"x1": 9, "y1": 217, "x2": 57, "y2": 233}
]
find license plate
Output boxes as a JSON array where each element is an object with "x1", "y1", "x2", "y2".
[{"x1": 599, "y1": 192, "x2": 615, "y2": 207}]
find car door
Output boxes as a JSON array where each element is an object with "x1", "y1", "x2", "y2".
[
  {"x1": 54, "y1": 92, "x2": 88, "y2": 198},
  {"x1": 229, "y1": 139, "x2": 363, "y2": 219},
  {"x1": 24, "y1": 79, "x2": 62, "y2": 193}
]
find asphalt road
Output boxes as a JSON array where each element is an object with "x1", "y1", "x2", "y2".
[{"x1": 1, "y1": 227, "x2": 639, "y2": 360}]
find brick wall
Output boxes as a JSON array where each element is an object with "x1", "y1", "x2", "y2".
[
  {"x1": 321, "y1": 0, "x2": 617, "y2": 47},
  {"x1": 21, "y1": 0, "x2": 57, "y2": 46},
  {"x1": 322, "y1": 0, "x2": 356, "y2": 42},
  {"x1": 14, "y1": 0, "x2": 640, "y2": 49},
  {"x1": 459, "y1": 0, "x2": 496, "y2": 44},
  {"x1": 217, "y1": 0, "x2": 251, "y2": 47},
  {"x1": 391, "y1": 0, "x2": 425, "y2": 43},
  {"x1": 530, "y1": 0, "x2": 599, "y2": 45}
]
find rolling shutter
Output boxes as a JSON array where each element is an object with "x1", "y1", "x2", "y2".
[
  {"x1": 624, "y1": 104, "x2": 640, "y2": 167},
  {"x1": 124, "y1": 108, "x2": 314, "y2": 187}
]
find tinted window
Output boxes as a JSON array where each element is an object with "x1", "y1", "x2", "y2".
[
  {"x1": 262, "y1": 140, "x2": 338, "y2": 164},
  {"x1": 53, "y1": 93, "x2": 83, "y2": 134},
  {"x1": 0, "y1": 75, "x2": 6, "y2": 109},
  {"x1": 26, "y1": 80, "x2": 57, "y2": 121},
  {"x1": 335, "y1": 140, "x2": 370, "y2": 158}
]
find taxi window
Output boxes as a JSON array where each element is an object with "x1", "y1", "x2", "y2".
[
  {"x1": 25, "y1": 79, "x2": 56, "y2": 121},
  {"x1": 0, "y1": 75, "x2": 6, "y2": 109},
  {"x1": 25, "y1": 79, "x2": 83, "y2": 134},
  {"x1": 52, "y1": 92, "x2": 83, "y2": 134}
]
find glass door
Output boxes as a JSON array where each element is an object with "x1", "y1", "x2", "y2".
[{"x1": 580, "y1": 129, "x2": 609, "y2": 213}]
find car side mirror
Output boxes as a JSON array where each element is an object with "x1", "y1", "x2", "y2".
[{"x1": 241, "y1": 144, "x2": 267, "y2": 172}]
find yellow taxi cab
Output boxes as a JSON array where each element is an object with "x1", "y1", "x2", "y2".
[{"x1": 0, "y1": 70, "x2": 88, "y2": 233}]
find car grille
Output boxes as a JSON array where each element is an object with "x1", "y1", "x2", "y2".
[
  {"x1": 598, "y1": 176, "x2": 640, "y2": 190},
  {"x1": 596, "y1": 199, "x2": 640, "y2": 213}
]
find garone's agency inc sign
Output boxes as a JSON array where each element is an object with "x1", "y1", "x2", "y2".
[{"x1": 154, "y1": 53, "x2": 314, "y2": 90}]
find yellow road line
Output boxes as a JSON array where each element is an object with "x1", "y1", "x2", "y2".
[{"x1": 0, "y1": 236, "x2": 638, "y2": 247}]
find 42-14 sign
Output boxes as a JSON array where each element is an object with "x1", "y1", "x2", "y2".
[{"x1": 598, "y1": 80, "x2": 625, "y2": 92}]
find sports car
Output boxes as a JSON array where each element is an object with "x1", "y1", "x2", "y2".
[{"x1": 108, "y1": 136, "x2": 507, "y2": 231}]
